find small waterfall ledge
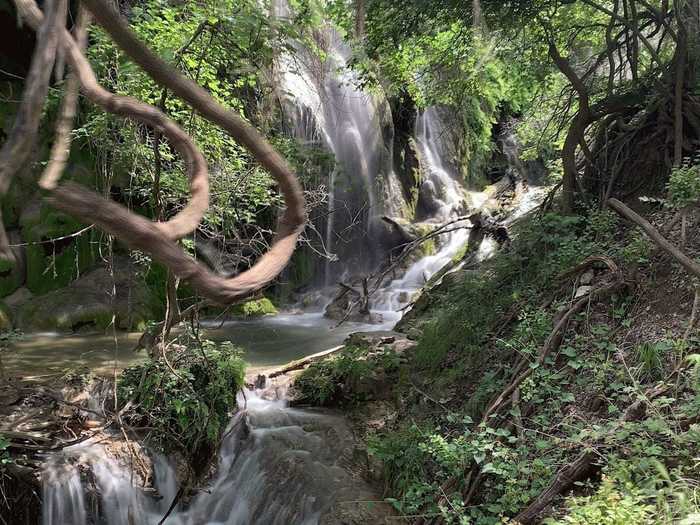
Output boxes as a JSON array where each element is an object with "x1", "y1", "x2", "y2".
[{"x1": 42, "y1": 380, "x2": 393, "y2": 525}]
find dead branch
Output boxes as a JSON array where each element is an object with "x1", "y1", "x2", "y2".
[
  {"x1": 607, "y1": 198, "x2": 700, "y2": 279},
  {"x1": 267, "y1": 345, "x2": 345, "y2": 378}
]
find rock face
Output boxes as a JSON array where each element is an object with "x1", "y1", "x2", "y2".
[{"x1": 16, "y1": 257, "x2": 155, "y2": 332}]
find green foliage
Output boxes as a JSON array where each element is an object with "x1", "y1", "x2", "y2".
[
  {"x1": 295, "y1": 344, "x2": 400, "y2": 406},
  {"x1": 668, "y1": 160, "x2": 700, "y2": 209},
  {"x1": 545, "y1": 475, "x2": 653, "y2": 525},
  {"x1": 635, "y1": 340, "x2": 671, "y2": 379},
  {"x1": 118, "y1": 338, "x2": 246, "y2": 459},
  {"x1": 622, "y1": 232, "x2": 653, "y2": 267},
  {"x1": 230, "y1": 297, "x2": 278, "y2": 317}
]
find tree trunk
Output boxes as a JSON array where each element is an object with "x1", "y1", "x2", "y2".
[{"x1": 354, "y1": 0, "x2": 365, "y2": 39}]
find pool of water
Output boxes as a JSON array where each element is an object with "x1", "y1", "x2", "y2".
[{"x1": 1, "y1": 313, "x2": 389, "y2": 378}]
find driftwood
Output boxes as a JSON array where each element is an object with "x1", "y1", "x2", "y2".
[
  {"x1": 267, "y1": 345, "x2": 344, "y2": 379},
  {"x1": 607, "y1": 198, "x2": 700, "y2": 279}
]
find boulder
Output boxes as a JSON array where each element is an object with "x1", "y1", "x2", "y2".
[{"x1": 16, "y1": 257, "x2": 155, "y2": 332}]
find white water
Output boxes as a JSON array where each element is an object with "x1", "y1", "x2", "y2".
[
  {"x1": 42, "y1": 386, "x2": 381, "y2": 525},
  {"x1": 372, "y1": 109, "x2": 546, "y2": 320},
  {"x1": 372, "y1": 108, "x2": 485, "y2": 319},
  {"x1": 275, "y1": 4, "x2": 406, "y2": 282}
]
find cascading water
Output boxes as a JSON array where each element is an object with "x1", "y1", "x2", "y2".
[
  {"x1": 42, "y1": 386, "x2": 386, "y2": 525},
  {"x1": 372, "y1": 108, "x2": 546, "y2": 320},
  {"x1": 275, "y1": 2, "x2": 406, "y2": 283},
  {"x1": 372, "y1": 108, "x2": 487, "y2": 319}
]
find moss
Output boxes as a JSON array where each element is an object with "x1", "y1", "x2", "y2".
[
  {"x1": 231, "y1": 297, "x2": 278, "y2": 317},
  {"x1": 417, "y1": 237, "x2": 436, "y2": 257},
  {"x1": 21, "y1": 205, "x2": 97, "y2": 295},
  {"x1": 450, "y1": 243, "x2": 469, "y2": 263},
  {"x1": 0, "y1": 257, "x2": 23, "y2": 298}
]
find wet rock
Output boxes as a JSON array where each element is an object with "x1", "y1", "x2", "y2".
[
  {"x1": 323, "y1": 283, "x2": 385, "y2": 324},
  {"x1": 253, "y1": 374, "x2": 267, "y2": 390},
  {"x1": 4, "y1": 286, "x2": 33, "y2": 311}
]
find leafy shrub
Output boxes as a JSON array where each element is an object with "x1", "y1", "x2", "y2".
[
  {"x1": 294, "y1": 344, "x2": 400, "y2": 406},
  {"x1": 545, "y1": 475, "x2": 653, "y2": 525},
  {"x1": 118, "y1": 340, "x2": 245, "y2": 462},
  {"x1": 668, "y1": 160, "x2": 700, "y2": 209}
]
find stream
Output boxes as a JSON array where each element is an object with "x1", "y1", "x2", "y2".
[
  {"x1": 24, "y1": 2, "x2": 547, "y2": 521},
  {"x1": 4, "y1": 313, "x2": 389, "y2": 378},
  {"x1": 43, "y1": 385, "x2": 389, "y2": 525}
]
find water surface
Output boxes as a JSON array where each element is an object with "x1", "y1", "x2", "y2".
[{"x1": 2, "y1": 313, "x2": 388, "y2": 378}]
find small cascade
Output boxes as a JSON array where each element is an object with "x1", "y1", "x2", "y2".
[
  {"x1": 372, "y1": 108, "x2": 547, "y2": 320},
  {"x1": 372, "y1": 108, "x2": 486, "y2": 319},
  {"x1": 41, "y1": 386, "x2": 383, "y2": 525}
]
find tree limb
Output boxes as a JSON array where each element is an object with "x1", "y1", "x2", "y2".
[{"x1": 607, "y1": 198, "x2": 700, "y2": 279}]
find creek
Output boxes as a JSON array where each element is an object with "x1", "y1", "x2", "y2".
[
  {"x1": 29, "y1": 4, "x2": 545, "y2": 523},
  {"x1": 5, "y1": 313, "x2": 389, "y2": 378}
]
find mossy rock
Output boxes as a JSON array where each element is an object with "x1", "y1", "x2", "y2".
[
  {"x1": 20, "y1": 200, "x2": 97, "y2": 295},
  {"x1": 16, "y1": 257, "x2": 156, "y2": 332},
  {"x1": 231, "y1": 297, "x2": 278, "y2": 317}
]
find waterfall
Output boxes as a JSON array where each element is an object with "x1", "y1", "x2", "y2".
[
  {"x1": 275, "y1": 3, "x2": 406, "y2": 282},
  {"x1": 41, "y1": 387, "x2": 383, "y2": 525},
  {"x1": 372, "y1": 108, "x2": 485, "y2": 319}
]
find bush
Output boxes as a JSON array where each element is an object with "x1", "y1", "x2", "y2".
[
  {"x1": 294, "y1": 344, "x2": 400, "y2": 406},
  {"x1": 667, "y1": 160, "x2": 700, "y2": 209},
  {"x1": 118, "y1": 339, "x2": 245, "y2": 464},
  {"x1": 545, "y1": 475, "x2": 653, "y2": 525}
]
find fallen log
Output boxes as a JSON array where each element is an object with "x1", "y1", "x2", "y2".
[
  {"x1": 607, "y1": 198, "x2": 700, "y2": 279},
  {"x1": 513, "y1": 382, "x2": 671, "y2": 524},
  {"x1": 267, "y1": 345, "x2": 345, "y2": 379}
]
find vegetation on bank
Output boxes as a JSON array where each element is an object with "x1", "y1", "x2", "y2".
[
  {"x1": 118, "y1": 337, "x2": 246, "y2": 469},
  {"x1": 295, "y1": 176, "x2": 700, "y2": 523}
]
